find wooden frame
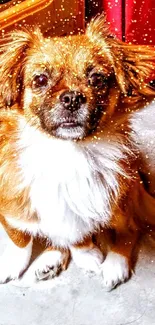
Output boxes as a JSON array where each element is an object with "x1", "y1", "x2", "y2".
[
  {"x1": 0, "y1": 0, "x2": 54, "y2": 30},
  {"x1": 0, "y1": 0, "x2": 85, "y2": 35}
]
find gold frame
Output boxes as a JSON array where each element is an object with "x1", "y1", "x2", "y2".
[{"x1": 0, "y1": 0, "x2": 54, "y2": 29}]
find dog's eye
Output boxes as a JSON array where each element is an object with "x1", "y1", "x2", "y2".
[
  {"x1": 33, "y1": 74, "x2": 48, "y2": 88},
  {"x1": 88, "y1": 73, "x2": 108, "y2": 88}
]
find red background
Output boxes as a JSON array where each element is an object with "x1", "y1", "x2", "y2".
[{"x1": 103, "y1": 0, "x2": 155, "y2": 44}]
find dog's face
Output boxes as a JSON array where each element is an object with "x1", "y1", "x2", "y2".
[
  {"x1": 0, "y1": 15, "x2": 154, "y2": 140},
  {"x1": 23, "y1": 34, "x2": 114, "y2": 140}
]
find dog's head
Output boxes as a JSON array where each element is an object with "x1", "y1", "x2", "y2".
[{"x1": 0, "y1": 15, "x2": 155, "y2": 140}]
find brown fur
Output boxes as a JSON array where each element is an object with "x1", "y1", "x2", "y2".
[
  {"x1": 0, "y1": 214, "x2": 31, "y2": 248},
  {"x1": 0, "y1": 15, "x2": 155, "y2": 285}
]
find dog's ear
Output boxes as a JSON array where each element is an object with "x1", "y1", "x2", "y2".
[
  {"x1": 86, "y1": 15, "x2": 127, "y2": 93},
  {"x1": 119, "y1": 42, "x2": 155, "y2": 99},
  {"x1": 0, "y1": 28, "x2": 43, "y2": 106},
  {"x1": 86, "y1": 15, "x2": 155, "y2": 98}
]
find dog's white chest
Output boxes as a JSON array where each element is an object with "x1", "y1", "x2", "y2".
[
  {"x1": 18, "y1": 127, "x2": 99, "y2": 245},
  {"x1": 16, "y1": 122, "x2": 122, "y2": 245},
  {"x1": 28, "y1": 157, "x2": 94, "y2": 245}
]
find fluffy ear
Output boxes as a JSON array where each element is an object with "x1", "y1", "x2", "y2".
[
  {"x1": 86, "y1": 15, "x2": 155, "y2": 98},
  {"x1": 86, "y1": 14, "x2": 126, "y2": 92},
  {"x1": 0, "y1": 28, "x2": 43, "y2": 106},
  {"x1": 119, "y1": 43, "x2": 155, "y2": 99}
]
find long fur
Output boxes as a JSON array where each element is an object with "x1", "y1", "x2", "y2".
[
  {"x1": 2, "y1": 111, "x2": 131, "y2": 248},
  {"x1": 0, "y1": 15, "x2": 155, "y2": 286}
]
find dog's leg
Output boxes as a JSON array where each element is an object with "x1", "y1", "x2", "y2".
[
  {"x1": 0, "y1": 217, "x2": 32, "y2": 283},
  {"x1": 34, "y1": 247, "x2": 70, "y2": 281},
  {"x1": 101, "y1": 228, "x2": 138, "y2": 290},
  {"x1": 70, "y1": 236, "x2": 104, "y2": 274}
]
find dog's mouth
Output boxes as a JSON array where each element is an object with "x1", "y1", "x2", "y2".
[
  {"x1": 51, "y1": 106, "x2": 104, "y2": 140},
  {"x1": 57, "y1": 121, "x2": 82, "y2": 129},
  {"x1": 39, "y1": 104, "x2": 104, "y2": 140},
  {"x1": 54, "y1": 119, "x2": 85, "y2": 140}
]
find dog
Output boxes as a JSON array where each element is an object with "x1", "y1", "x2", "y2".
[{"x1": 0, "y1": 15, "x2": 155, "y2": 288}]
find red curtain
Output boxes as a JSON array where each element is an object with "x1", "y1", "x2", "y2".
[{"x1": 103, "y1": 0, "x2": 155, "y2": 45}]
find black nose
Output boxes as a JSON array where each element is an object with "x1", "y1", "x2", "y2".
[{"x1": 60, "y1": 91, "x2": 86, "y2": 111}]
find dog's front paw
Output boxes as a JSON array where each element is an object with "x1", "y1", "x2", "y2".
[
  {"x1": 0, "y1": 240, "x2": 32, "y2": 283},
  {"x1": 34, "y1": 249, "x2": 70, "y2": 281},
  {"x1": 101, "y1": 252, "x2": 130, "y2": 290},
  {"x1": 71, "y1": 246, "x2": 104, "y2": 274}
]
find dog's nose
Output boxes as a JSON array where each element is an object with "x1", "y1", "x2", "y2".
[{"x1": 60, "y1": 91, "x2": 86, "y2": 111}]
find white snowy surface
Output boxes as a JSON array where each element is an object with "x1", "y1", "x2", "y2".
[{"x1": 0, "y1": 225, "x2": 155, "y2": 325}]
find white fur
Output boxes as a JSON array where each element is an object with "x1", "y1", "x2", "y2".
[
  {"x1": 56, "y1": 125, "x2": 85, "y2": 140},
  {"x1": 34, "y1": 250, "x2": 65, "y2": 280},
  {"x1": 130, "y1": 100, "x2": 155, "y2": 193},
  {"x1": 0, "y1": 238, "x2": 32, "y2": 283},
  {"x1": 7, "y1": 117, "x2": 129, "y2": 248},
  {"x1": 101, "y1": 251, "x2": 129, "y2": 290},
  {"x1": 71, "y1": 246, "x2": 104, "y2": 274}
]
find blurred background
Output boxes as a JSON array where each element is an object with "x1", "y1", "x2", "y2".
[{"x1": 0, "y1": 0, "x2": 155, "y2": 44}]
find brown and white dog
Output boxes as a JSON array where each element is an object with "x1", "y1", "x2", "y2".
[{"x1": 0, "y1": 15, "x2": 155, "y2": 289}]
